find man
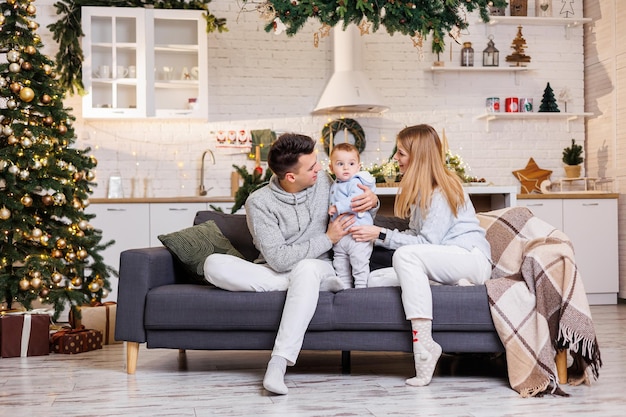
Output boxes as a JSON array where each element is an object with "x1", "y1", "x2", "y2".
[{"x1": 204, "y1": 133, "x2": 378, "y2": 395}]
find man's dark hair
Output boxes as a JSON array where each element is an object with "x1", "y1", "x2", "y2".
[{"x1": 267, "y1": 133, "x2": 316, "y2": 179}]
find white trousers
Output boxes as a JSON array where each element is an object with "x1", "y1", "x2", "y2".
[
  {"x1": 333, "y1": 235, "x2": 373, "y2": 289},
  {"x1": 369, "y1": 245, "x2": 492, "y2": 320},
  {"x1": 203, "y1": 254, "x2": 336, "y2": 365}
]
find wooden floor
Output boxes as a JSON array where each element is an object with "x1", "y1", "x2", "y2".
[{"x1": 1, "y1": 304, "x2": 625, "y2": 416}]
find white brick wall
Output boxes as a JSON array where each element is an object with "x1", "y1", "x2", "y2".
[{"x1": 35, "y1": 1, "x2": 586, "y2": 198}]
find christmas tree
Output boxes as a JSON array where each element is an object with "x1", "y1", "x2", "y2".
[
  {"x1": 0, "y1": 0, "x2": 113, "y2": 320},
  {"x1": 538, "y1": 82, "x2": 561, "y2": 112}
]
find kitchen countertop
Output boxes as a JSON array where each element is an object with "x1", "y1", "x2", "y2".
[
  {"x1": 517, "y1": 193, "x2": 618, "y2": 199},
  {"x1": 90, "y1": 196, "x2": 235, "y2": 204}
]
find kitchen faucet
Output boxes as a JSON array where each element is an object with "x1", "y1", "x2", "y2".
[{"x1": 199, "y1": 149, "x2": 215, "y2": 196}]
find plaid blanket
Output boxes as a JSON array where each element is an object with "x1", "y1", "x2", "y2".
[{"x1": 477, "y1": 207, "x2": 602, "y2": 397}]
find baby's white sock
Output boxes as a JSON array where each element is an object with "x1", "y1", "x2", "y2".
[
  {"x1": 406, "y1": 318, "x2": 442, "y2": 387},
  {"x1": 263, "y1": 355, "x2": 288, "y2": 395}
]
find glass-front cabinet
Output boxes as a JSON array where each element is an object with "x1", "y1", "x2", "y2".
[{"x1": 81, "y1": 7, "x2": 208, "y2": 119}]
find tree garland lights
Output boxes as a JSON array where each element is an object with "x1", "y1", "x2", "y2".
[{"x1": 252, "y1": 0, "x2": 508, "y2": 53}]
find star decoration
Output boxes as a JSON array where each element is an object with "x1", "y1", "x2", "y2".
[
  {"x1": 358, "y1": 19, "x2": 371, "y2": 35},
  {"x1": 512, "y1": 158, "x2": 552, "y2": 194},
  {"x1": 319, "y1": 24, "x2": 331, "y2": 38}
]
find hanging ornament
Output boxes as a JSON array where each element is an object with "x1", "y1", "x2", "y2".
[
  {"x1": 76, "y1": 249, "x2": 88, "y2": 260},
  {"x1": 3, "y1": 125, "x2": 14, "y2": 136},
  {"x1": 39, "y1": 287, "x2": 50, "y2": 298},
  {"x1": 7, "y1": 99, "x2": 18, "y2": 110},
  {"x1": 7, "y1": 165, "x2": 19, "y2": 175},
  {"x1": 19, "y1": 87, "x2": 35, "y2": 102},
  {"x1": 31, "y1": 228, "x2": 42, "y2": 238},
  {"x1": 25, "y1": 45, "x2": 36, "y2": 55},
  {"x1": 41, "y1": 94, "x2": 51, "y2": 104},
  {"x1": 0, "y1": 207, "x2": 11, "y2": 220},
  {"x1": 273, "y1": 17, "x2": 286, "y2": 35},
  {"x1": 42, "y1": 195, "x2": 53, "y2": 205},
  {"x1": 58, "y1": 124, "x2": 68, "y2": 134},
  {"x1": 10, "y1": 82, "x2": 21, "y2": 93},
  {"x1": 28, "y1": 21, "x2": 39, "y2": 31},
  {"x1": 88, "y1": 281, "x2": 101, "y2": 292},
  {"x1": 8, "y1": 63, "x2": 21, "y2": 73},
  {"x1": 26, "y1": 4, "x2": 36, "y2": 15},
  {"x1": 21, "y1": 61, "x2": 33, "y2": 71},
  {"x1": 30, "y1": 276, "x2": 42, "y2": 289},
  {"x1": 20, "y1": 194, "x2": 33, "y2": 207},
  {"x1": 19, "y1": 170, "x2": 30, "y2": 180},
  {"x1": 7, "y1": 50, "x2": 20, "y2": 62},
  {"x1": 19, "y1": 278, "x2": 30, "y2": 291},
  {"x1": 51, "y1": 271, "x2": 63, "y2": 284},
  {"x1": 43, "y1": 64, "x2": 52, "y2": 75},
  {"x1": 0, "y1": 15, "x2": 5, "y2": 25},
  {"x1": 43, "y1": 116, "x2": 53, "y2": 125}
]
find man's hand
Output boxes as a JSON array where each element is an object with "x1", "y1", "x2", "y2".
[
  {"x1": 326, "y1": 213, "x2": 355, "y2": 244},
  {"x1": 351, "y1": 183, "x2": 378, "y2": 213}
]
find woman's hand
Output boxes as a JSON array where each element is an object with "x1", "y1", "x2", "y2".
[
  {"x1": 326, "y1": 213, "x2": 354, "y2": 244},
  {"x1": 350, "y1": 225, "x2": 381, "y2": 243},
  {"x1": 351, "y1": 183, "x2": 379, "y2": 213}
]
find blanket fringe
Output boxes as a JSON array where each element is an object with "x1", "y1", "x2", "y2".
[{"x1": 557, "y1": 324, "x2": 602, "y2": 380}]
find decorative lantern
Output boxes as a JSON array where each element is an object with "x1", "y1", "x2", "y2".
[
  {"x1": 461, "y1": 42, "x2": 474, "y2": 67},
  {"x1": 483, "y1": 36, "x2": 499, "y2": 67}
]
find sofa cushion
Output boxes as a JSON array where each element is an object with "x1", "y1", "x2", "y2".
[
  {"x1": 158, "y1": 221, "x2": 244, "y2": 283},
  {"x1": 194, "y1": 211, "x2": 259, "y2": 261},
  {"x1": 144, "y1": 284, "x2": 335, "y2": 331}
]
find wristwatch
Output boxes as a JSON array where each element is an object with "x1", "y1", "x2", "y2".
[{"x1": 378, "y1": 228, "x2": 387, "y2": 241}]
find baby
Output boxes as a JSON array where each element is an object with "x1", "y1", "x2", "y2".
[{"x1": 328, "y1": 143, "x2": 377, "y2": 289}]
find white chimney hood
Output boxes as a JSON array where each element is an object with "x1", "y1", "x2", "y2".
[{"x1": 313, "y1": 25, "x2": 388, "y2": 115}]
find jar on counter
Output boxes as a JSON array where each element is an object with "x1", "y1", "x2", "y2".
[{"x1": 461, "y1": 42, "x2": 474, "y2": 67}]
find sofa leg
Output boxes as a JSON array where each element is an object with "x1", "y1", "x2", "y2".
[
  {"x1": 126, "y1": 341, "x2": 139, "y2": 375},
  {"x1": 341, "y1": 351, "x2": 351, "y2": 374},
  {"x1": 555, "y1": 349, "x2": 567, "y2": 384}
]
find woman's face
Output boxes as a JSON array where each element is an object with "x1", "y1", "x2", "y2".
[{"x1": 393, "y1": 142, "x2": 410, "y2": 174}]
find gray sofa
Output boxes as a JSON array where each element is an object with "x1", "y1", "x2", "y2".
[{"x1": 115, "y1": 210, "x2": 503, "y2": 374}]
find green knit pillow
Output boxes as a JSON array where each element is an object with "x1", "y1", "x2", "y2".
[{"x1": 158, "y1": 220, "x2": 244, "y2": 283}]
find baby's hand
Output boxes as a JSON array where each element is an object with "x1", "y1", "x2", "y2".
[{"x1": 328, "y1": 205, "x2": 337, "y2": 216}]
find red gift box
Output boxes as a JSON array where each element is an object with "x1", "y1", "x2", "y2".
[
  {"x1": 0, "y1": 313, "x2": 51, "y2": 358},
  {"x1": 50, "y1": 327, "x2": 103, "y2": 354}
]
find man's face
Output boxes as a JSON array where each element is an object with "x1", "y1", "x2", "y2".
[
  {"x1": 290, "y1": 152, "x2": 322, "y2": 191},
  {"x1": 330, "y1": 149, "x2": 360, "y2": 181}
]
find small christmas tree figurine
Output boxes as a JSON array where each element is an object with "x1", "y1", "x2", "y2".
[
  {"x1": 538, "y1": 82, "x2": 561, "y2": 112},
  {"x1": 505, "y1": 26, "x2": 531, "y2": 67},
  {"x1": 0, "y1": 0, "x2": 114, "y2": 319}
]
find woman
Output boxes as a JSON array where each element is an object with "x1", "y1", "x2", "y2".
[{"x1": 350, "y1": 124, "x2": 492, "y2": 387}]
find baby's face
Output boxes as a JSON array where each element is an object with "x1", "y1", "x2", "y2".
[{"x1": 330, "y1": 150, "x2": 360, "y2": 181}]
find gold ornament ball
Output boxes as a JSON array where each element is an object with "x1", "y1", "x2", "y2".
[
  {"x1": 77, "y1": 249, "x2": 88, "y2": 260},
  {"x1": 40, "y1": 234, "x2": 49, "y2": 245},
  {"x1": 9, "y1": 82, "x2": 21, "y2": 93},
  {"x1": 25, "y1": 45, "x2": 36, "y2": 55},
  {"x1": 42, "y1": 195, "x2": 53, "y2": 205},
  {"x1": 56, "y1": 238, "x2": 67, "y2": 249},
  {"x1": 20, "y1": 194, "x2": 33, "y2": 207},
  {"x1": 7, "y1": 99, "x2": 18, "y2": 110},
  {"x1": 31, "y1": 227, "x2": 42, "y2": 238},
  {"x1": 88, "y1": 281, "x2": 101, "y2": 292},
  {"x1": 7, "y1": 50, "x2": 20, "y2": 62},
  {"x1": 21, "y1": 61, "x2": 33, "y2": 71},
  {"x1": 41, "y1": 94, "x2": 51, "y2": 104},
  {"x1": 51, "y1": 272, "x2": 63, "y2": 284},
  {"x1": 0, "y1": 15, "x2": 5, "y2": 25},
  {"x1": 58, "y1": 124, "x2": 67, "y2": 134},
  {"x1": 8, "y1": 135, "x2": 19, "y2": 145},
  {"x1": 51, "y1": 249, "x2": 63, "y2": 258},
  {"x1": 71, "y1": 276, "x2": 82, "y2": 287},
  {"x1": 26, "y1": 4, "x2": 36, "y2": 15},
  {"x1": 19, "y1": 87, "x2": 35, "y2": 102},
  {"x1": 65, "y1": 251, "x2": 77, "y2": 262},
  {"x1": 78, "y1": 220, "x2": 89, "y2": 230},
  {"x1": 30, "y1": 276, "x2": 42, "y2": 289},
  {"x1": 19, "y1": 278, "x2": 30, "y2": 291},
  {"x1": 28, "y1": 21, "x2": 38, "y2": 31},
  {"x1": 8, "y1": 62, "x2": 21, "y2": 73},
  {"x1": 43, "y1": 116, "x2": 53, "y2": 126},
  {"x1": 43, "y1": 64, "x2": 52, "y2": 75},
  {"x1": 0, "y1": 207, "x2": 11, "y2": 220},
  {"x1": 39, "y1": 287, "x2": 50, "y2": 298}
]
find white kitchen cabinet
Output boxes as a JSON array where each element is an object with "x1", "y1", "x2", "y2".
[
  {"x1": 517, "y1": 196, "x2": 618, "y2": 304},
  {"x1": 82, "y1": 7, "x2": 208, "y2": 119},
  {"x1": 87, "y1": 203, "x2": 151, "y2": 302},
  {"x1": 149, "y1": 203, "x2": 208, "y2": 247}
]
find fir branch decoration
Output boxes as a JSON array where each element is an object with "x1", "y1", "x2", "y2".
[
  {"x1": 47, "y1": 0, "x2": 228, "y2": 94},
  {"x1": 230, "y1": 164, "x2": 273, "y2": 214},
  {"x1": 253, "y1": 0, "x2": 508, "y2": 54}
]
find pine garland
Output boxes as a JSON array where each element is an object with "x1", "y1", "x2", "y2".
[
  {"x1": 47, "y1": 0, "x2": 228, "y2": 94},
  {"x1": 258, "y1": 0, "x2": 508, "y2": 53}
]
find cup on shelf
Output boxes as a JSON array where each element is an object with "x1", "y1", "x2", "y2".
[
  {"x1": 94, "y1": 65, "x2": 110, "y2": 78},
  {"x1": 161, "y1": 66, "x2": 174, "y2": 80},
  {"x1": 115, "y1": 66, "x2": 129, "y2": 78},
  {"x1": 128, "y1": 65, "x2": 137, "y2": 78},
  {"x1": 505, "y1": 97, "x2": 519, "y2": 113}
]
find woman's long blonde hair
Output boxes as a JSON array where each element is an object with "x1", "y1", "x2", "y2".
[{"x1": 394, "y1": 124, "x2": 465, "y2": 219}]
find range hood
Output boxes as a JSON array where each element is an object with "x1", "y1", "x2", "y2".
[{"x1": 313, "y1": 25, "x2": 388, "y2": 114}]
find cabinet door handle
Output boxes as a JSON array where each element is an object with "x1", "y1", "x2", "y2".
[
  {"x1": 525, "y1": 203, "x2": 544, "y2": 207},
  {"x1": 106, "y1": 208, "x2": 127, "y2": 212},
  {"x1": 582, "y1": 203, "x2": 599, "y2": 206},
  {"x1": 168, "y1": 208, "x2": 189, "y2": 211}
]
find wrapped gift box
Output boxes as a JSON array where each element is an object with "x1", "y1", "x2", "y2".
[
  {"x1": 70, "y1": 302, "x2": 119, "y2": 344},
  {"x1": 0, "y1": 313, "x2": 51, "y2": 358},
  {"x1": 50, "y1": 327, "x2": 103, "y2": 354}
]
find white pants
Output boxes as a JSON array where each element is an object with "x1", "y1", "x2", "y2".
[
  {"x1": 333, "y1": 235, "x2": 373, "y2": 289},
  {"x1": 203, "y1": 254, "x2": 336, "y2": 365},
  {"x1": 369, "y1": 245, "x2": 492, "y2": 320}
]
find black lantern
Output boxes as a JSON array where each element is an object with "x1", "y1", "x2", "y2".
[{"x1": 483, "y1": 36, "x2": 499, "y2": 67}]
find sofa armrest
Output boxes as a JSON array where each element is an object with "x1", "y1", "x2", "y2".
[{"x1": 115, "y1": 247, "x2": 178, "y2": 343}]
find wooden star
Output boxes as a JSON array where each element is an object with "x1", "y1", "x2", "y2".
[
  {"x1": 512, "y1": 158, "x2": 552, "y2": 194},
  {"x1": 358, "y1": 20, "x2": 371, "y2": 35}
]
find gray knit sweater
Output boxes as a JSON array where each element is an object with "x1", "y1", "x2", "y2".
[{"x1": 245, "y1": 172, "x2": 334, "y2": 272}]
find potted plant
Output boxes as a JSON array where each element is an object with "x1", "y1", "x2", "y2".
[{"x1": 562, "y1": 139, "x2": 584, "y2": 178}]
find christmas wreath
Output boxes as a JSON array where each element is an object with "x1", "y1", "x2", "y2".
[{"x1": 322, "y1": 118, "x2": 365, "y2": 155}]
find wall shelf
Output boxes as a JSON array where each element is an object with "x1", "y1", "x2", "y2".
[
  {"x1": 475, "y1": 112, "x2": 593, "y2": 132},
  {"x1": 481, "y1": 16, "x2": 592, "y2": 39},
  {"x1": 428, "y1": 66, "x2": 529, "y2": 85}
]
